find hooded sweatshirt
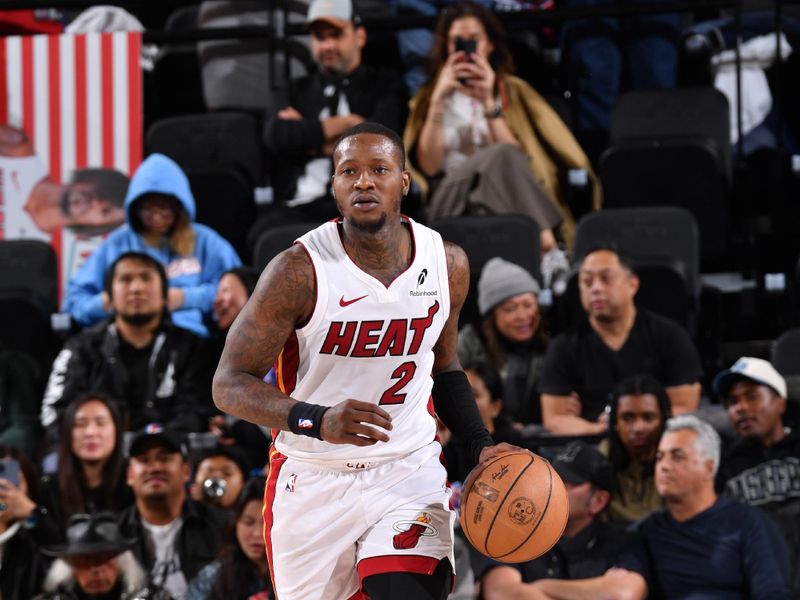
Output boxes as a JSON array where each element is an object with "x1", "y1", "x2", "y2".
[{"x1": 62, "y1": 153, "x2": 241, "y2": 337}]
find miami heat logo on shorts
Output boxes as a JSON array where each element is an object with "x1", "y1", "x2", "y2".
[{"x1": 391, "y1": 512, "x2": 438, "y2": 549}]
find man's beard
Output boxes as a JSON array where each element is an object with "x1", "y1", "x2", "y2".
[
  {"x1": 119, "y1": 311, "x2": 160, "y2": 326},
  {"x1": 351, "y1": 213, "x2": 387, "y2": 234}
]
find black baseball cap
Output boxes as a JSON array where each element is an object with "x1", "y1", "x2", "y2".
[
  {"x1": 551, "y1": 441, "x2": 616, "y2": 493},
  {"x1": 128, "y1": 423, "x2": 187, "y2": 458}
]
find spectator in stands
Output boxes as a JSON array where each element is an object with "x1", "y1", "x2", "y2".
[
  {"x1": 186, "y1": 476, "x2": 273, "y2": 600},
  {"x1": 63, "y1": 152, "x2": 242, "y2": 337},
  {"x1": 714, "y1": 357, "x2": 800, "y2": 596},
  {"x1": 403, "y1": 2, "x2": 599, "y2": 252},
  {"x1": 458, "y1": 258, "x2": 548, "y2": 426},
  {"x1": 40, "y1": 393, "x2": 132, "y2": 531},
  {"x1": 37, "y1": 512, "x2": 152, "y2": 600},
  {"x1": 118, "y1": 425, "x2": 226, "y2": 599},
  {"x1": 602, "y1": 374, "x2": 669, "y2": 522},
  {"x1": 482, "y1": 441, "x2": 632, "y2": 599},
  {"x1": 562, "y1": 0, "x2": 681, "y2": 163},
  {"x1": 0, "y1": 444, "x2": 49, "y2": 598},
  {"x1": 255, "y1": 0, "x2": 408, "y2": 237},
  {"x1": 42, "y1": 252, "x2": 214, "y2": 441},
  {"x1": 188, "y1": 446, "x2": 249, "y2": 511},
  {"x1": 212, "y1": 267, "x2": 260, "y2": 334},
  {"x1": 540, "y1": 246, "x2": 702, "y2": 435},
  {"x1": 0, "y1": 124, "x2": 129, "y2": 238},
  {"x1": 0, "y1": 340, "x2": 42, "y2": 457},
  {"x1": 529, "y1": 415, "x2": 791, "y2": 600}
]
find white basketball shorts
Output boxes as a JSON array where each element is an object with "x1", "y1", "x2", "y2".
[{"x1": 263, "y1": 440, "x2": 456, "y2": 600}]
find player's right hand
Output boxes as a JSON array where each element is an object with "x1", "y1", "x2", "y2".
[{"x1": 320, "y1": 399, "x2": 393, "y2": 446}]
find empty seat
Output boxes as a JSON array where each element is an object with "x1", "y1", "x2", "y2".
[
  {"x1": 146, "y1": 112, "x2": 263, "y2": 187},
  {"x1": 252, "y1": 222, "x2": 322, "y2": 271},
  {"x1": 771, "y1": 327, "x2": 800, "y2": 427},
  {"x1": 188, "y1": 167, "x2": 258, "y2": 264},
  {"x1": 429, "y1": 214, "x2": 541, "y2": 328}
]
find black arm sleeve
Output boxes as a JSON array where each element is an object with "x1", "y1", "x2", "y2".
[{"x1": 432, "y1": 370, "x2": 494, "y2": 465}]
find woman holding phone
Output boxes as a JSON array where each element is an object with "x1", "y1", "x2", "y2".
[
  {"x1": 0, "y1": 445, "x2": 49, "y2": 597},
  {"x1": 403, "y1": 2, "x2": 599, "y2": 256}
]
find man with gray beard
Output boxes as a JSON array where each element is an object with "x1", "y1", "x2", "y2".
[{"x1": 41, "y1": 252, "x2": 212, "y2": 441}]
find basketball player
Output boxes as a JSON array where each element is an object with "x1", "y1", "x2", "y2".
[{"x1": 213, "y1": 122, "x2": 517, "y2": 599}]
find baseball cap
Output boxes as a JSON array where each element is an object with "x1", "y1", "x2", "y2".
[
  {"x1": 551, "y1": 441, "x2": 615, "y2": 492},
  {"x1": 128, "y1": 423, "x2": 187, "y2": 458},
  {"x1": 306, "y1": 0, "x2": 359, "y2": 29},
  {"x1": 712, "y1": 356, "x2": 787, "y2": 399}
]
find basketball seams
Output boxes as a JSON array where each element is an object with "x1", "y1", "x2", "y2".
[
  {"x1": 460, "y1": 452, "x2": 524, "y2": 553},
  {"x1": 496, "y1": 457, "x2": 556, "y2": 560},
  {"x1": 482, "y1": 454, "x2": 535, "y2": 556}
]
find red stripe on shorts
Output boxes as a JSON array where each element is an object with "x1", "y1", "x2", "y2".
[{"x1": 262, "y1": 447, "x2": 287, "y2": 599}]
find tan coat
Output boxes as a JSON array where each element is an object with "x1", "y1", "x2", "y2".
[{"x1": 403, "y1": 74, "x2": 602, "y2": 245}]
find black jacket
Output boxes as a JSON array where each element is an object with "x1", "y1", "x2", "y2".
[
  {"x1": 1, "y1": 525, "x2": 50, "y2": 599},
  {"x1": 263, "y1": 63, "x2": 408, "y2": 203},
  {"x1": 117, "y1": 498, "x2": 227, "y2": 586},
  {"x1": 41, "y1": 317, "x2": 213, "y2": 440}
]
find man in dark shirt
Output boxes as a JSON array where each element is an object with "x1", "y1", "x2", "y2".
[
  {"x1": 714, "y1": 357, "x2": 800, "y2": 597},
  {"x1": 481, "y1": 441, "x2": 633, "y2": 599},
  {"x1": 41, "y1": 252, "x2": 213, "y2": 440},
  {"x1": 540, "y1": 247, "x2": 702, "y2": 435},
  {"x1": 528, "y1": 415, "x2": 791, "y2": 600},
  {"x1": 258, "y1": 0, "x2": 407, "y2": 226}
]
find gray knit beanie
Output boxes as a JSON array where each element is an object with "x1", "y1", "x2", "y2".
[{"x1": 477, "y1": 257, "x2": 540, "y2": 317}]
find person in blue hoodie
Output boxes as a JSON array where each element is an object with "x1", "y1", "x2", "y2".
[{"x1": 63, "y1": 153, "x2": 242, "y2": 337}]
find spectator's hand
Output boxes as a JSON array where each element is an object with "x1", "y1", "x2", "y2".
[
  {"x1": 566, "y1": 392, "x2": 582, "y2": 416},
  {"x1": 278, "y1": 106, "x2": 303, "y2": 120},
  {"x1": 0, "y1": 479, "x2": 35, "y2": 523},
  {"x1": 456, "y1": 51, "x2": 496, "y2": 108},
  {"x1": 319, "y1": 399, "x2": 393, "y2": 446},
  {"x1": 167, "y1": 287, "x2": 184, "y2": 311},
  {"x1": 430, "y1": 51, "x2": 466, "y2": 109}
]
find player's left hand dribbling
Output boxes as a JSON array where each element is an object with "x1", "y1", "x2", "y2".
[
  {"x1": 320, "y1": 399, "x2": 393, "y2": 446},
  {"x1": 478, "y1": 442, "x2": 525, "y2": 464}
]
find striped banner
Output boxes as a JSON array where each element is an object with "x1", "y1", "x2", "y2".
[{"x1": 0, "y1": 31, "x2": 142, "y2": 296}]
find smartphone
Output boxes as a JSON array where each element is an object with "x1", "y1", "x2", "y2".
[
  {"x1": 454, "y1": 37, "x2": 477, "y2": 59},
  {"x1": 0, "y1": 458, "x2": 20, "y2": 488}
]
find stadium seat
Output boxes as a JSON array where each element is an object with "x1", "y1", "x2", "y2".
[
  {"x1": 429, "y1": 214, "x2": 541, "y2": 328},
  {"x1": 771, "y1": 327, "x2": 800, "y2": 427},
  {"x1": 252, "y1": 222, "x2": 322, "y2": 271}
]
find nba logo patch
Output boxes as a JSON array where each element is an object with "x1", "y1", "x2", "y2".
[
  {"x1": 298, "y1": 418, "x2": 314, "y2": 429},
  {"x1": 285, "y1": 474, "x2": 298, "y2": 493}
]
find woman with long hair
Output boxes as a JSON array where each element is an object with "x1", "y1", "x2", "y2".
[
  {"x1": 403, "y1": 1, "x2": 599, "y2": 252},
  {"x1": 63, "y1": 152, "x2": 242, "y2": 337},
  {"x1": 40, "y1": 392, "x2": 131, "y2": 529},
  {"x1": 604, "y1": 374, "x2": 671, "y2": 522},
  {"x1": 187, "y1": 476, "x2": 273, "y2": 600}
]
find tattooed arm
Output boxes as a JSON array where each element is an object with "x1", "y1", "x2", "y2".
[
  {"x1": 432, "y1": 242, "x2": 520, "y2": 463},
  {"x1": 212, "y1": 245, "x2": 392, "y2": 444},
  {"x1": 212, "y1": 245, "x2": 314, "y2": 429}
]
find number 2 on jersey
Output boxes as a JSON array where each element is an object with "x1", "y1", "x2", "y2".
[{"x1": 379, "y1": 361, "x2": 417, "y2": 405}]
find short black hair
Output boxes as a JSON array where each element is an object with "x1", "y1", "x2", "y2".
[
  {"x1": 580, "y1": 243, "x2": 636, "y2": 274},
  {"x1": 104, "y1": 251, "x2": 168, "y2": 301},
  {"x1": 332, "y1": 121, "x2": 405, "y2": 169}
]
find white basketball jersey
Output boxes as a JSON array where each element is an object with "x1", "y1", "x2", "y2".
[{"x1": 273, "y1": 217, "x2": 450, "y2": 465}]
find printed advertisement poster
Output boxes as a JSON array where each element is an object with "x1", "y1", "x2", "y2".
[{"x1": 0, "y1": 31, "x2": 142, "y2": 296}]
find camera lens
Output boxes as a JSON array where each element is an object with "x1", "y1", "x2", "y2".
[{"x1": 202, "y1": 477, "x2": 228, "y2": 499}]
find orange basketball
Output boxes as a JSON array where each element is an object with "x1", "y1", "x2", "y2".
[{"x1": 459, "y1": 450, "x2": 568, "y2": 563}]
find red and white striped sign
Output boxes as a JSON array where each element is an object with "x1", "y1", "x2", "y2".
[{"x1": 0, "y1": 31, "x2": 143, "y2": 294}]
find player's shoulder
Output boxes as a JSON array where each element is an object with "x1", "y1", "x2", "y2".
[
  {"x1": 258, "y1": 243, "x2": 315, "y2": 293},
  {"x1": 442, "y1": 241, "x2": 469, "y2": 274}
]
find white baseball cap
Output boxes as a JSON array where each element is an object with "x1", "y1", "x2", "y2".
[
  {"x1": 306, "y1": 0, "x2": 357, "y2": 29},
  {"x1": 712, "y1": 356, "x2": 787, "y2": 399}
]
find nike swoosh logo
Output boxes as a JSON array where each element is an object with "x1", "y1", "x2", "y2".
[{"x1": 339, "y1": 294, "x2": 368, "y2": 307}]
